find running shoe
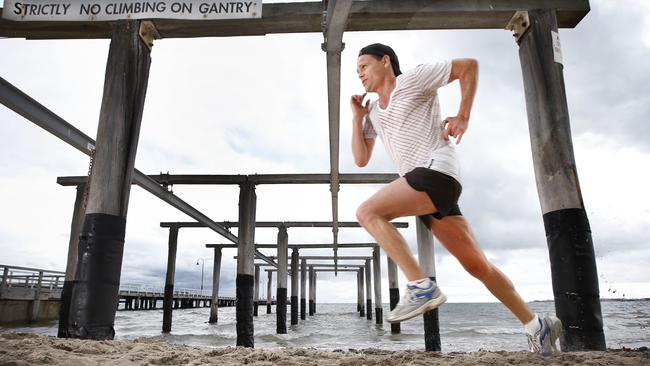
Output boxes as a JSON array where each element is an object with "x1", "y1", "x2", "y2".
[
  {"x1": 387, "y1": 279, "x2": 447, "y2": 323},
  {"x1": 527, "y1": 314, "x2": 563, "y2": 355}
]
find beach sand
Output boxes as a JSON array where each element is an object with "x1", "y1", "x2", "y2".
[{"x1": 1, "y1": 333, "x2": 648, "y2": 365}]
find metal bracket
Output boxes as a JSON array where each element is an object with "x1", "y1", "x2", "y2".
[
  {"x1": 506, "y1": 11, "x2": 530, "y2": 42},
  {"x1": 139, "y1": 21, "x2": 161, "y2": 49}
]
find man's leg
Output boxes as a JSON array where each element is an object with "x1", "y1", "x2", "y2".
[
  {"x1": 429, "y1": 215, "x2": 534, "y2": 324},
  {"x1": 356, "y1": 177, "x2": 437, "y2": 281}
]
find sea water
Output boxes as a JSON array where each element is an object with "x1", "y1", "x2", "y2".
[{"x1": 2, "y1": 300, "x2": 648, "y2": 352}]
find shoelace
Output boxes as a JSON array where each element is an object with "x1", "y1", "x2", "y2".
[
  {"x1": 396, "y1": 286, "x2": 418, "y2": 307},
  {"x1": 527, "y1": 333, "x2": 541, "y2": 352}
]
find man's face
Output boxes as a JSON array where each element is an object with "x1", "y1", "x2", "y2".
[{"x1": 356, "y1": 54, "x2": 388, "y2": 92}]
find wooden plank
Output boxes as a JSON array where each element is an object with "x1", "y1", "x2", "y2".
[{"x1": 0, "y1": 0, "x2": 590, "y2": 40}]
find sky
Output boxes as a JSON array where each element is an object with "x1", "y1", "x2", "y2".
[{"x1": 1, "y1": 0, "x2": 649, "y2": 305}]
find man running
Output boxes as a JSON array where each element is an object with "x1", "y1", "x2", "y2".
[{"x1": 350, "y1": 43, "x2": 561, "y2": 354}]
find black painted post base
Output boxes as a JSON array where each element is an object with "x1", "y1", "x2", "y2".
[
  {"x1": 276, "y1": 288, "x2": 287, "y2": 334},
  {"x1": 300, "y1": 299, "x2": 306, "y2": 320},
  {"x1": 291, "y1": 296, "x2": 298, "y2": 325},
  {"x1": 236, "y1": 274, "x2": 254, "y2": 348},
  {"x1": 65, "y1": 213, "x2": 125, "y2": 340},
  {"x1": 389, "y1": 288, "x2": 400, "y2": 334},
  {"x1": 366, "y1": 300, "x2": 372, "y2": 320},
  {"x1": 544, "y1": 208, "x2": 606, "y2": 351},
  {"x1": 57, "y1": 280, "x2": 74, "y2": 338}
]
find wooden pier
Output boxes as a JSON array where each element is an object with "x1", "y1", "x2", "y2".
[{"x1": 0, "y1": 264, "x2": 242, "y2": 324}]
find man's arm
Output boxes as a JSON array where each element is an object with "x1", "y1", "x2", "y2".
[
  {"x1": 350, "y1": 93, "x2": 375, "y2": 167},
  {"x1": 443, "y1": 58, "x2": 478, "y2": 144}
]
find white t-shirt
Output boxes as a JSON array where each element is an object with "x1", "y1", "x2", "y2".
[{"x1": 362, "y1": 61, "x2": 461, "y2": 183}]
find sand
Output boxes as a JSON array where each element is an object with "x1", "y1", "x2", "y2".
[{"x1": 0, "y1": 333, "x2": 648, "y2": 366}]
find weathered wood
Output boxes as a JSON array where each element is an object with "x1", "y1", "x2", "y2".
[
  {"x1": 372, "y1": 248, "x2": 382, "y2": 324},
  {"x1": 364, "y1": 259, "x2": 371, "y2": 320},
  {"x1": 308, "y1": 266, "x2": 315, "y2": 316},
  {"x1": 236, "y1": 182, "x2": 256, "y2": 347},
  {"x1": 65, "y1": 20, "x2": 151, "y2": 340},
  {"x1": 518, "y1": 8, "x2": 604, "y2": 351},
  {"x1": 0, "y1": 0, "x2": 590, "y2": 40},
  {"x1": 58, "y1": 183, "x2": 85, "y2": 337},
  {"x1": 58, "y1": 173, "x2": 400, "y2": 186},
  {"x1": 163, "y1": 226, "x2": 178, "y2": 333},
  {"x1": 266, "y1": 270, "x2": 273, "y2": 314},
  {"x1": 209, "y1": 247, "x2": 222, "y2": 323},
  {"x1": 253, "y1": 264, "x2": 260, "y2": 317},
  {"x1": 358, "y1": 267, "x2": 365, "y2": 317},
  {"x1": 276, "y1": 226, "x2": 288, "y2": 334},
  {"x1": 290, "y1": 248, "x2": 299, "y2": 325},
  {"x1": 300, "y1": 258, "x2": 306, "y2": 320}
]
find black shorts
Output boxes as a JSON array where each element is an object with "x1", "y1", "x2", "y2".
[{"x1": 404, "y1": 167, "x2": 462, "y2": 225}]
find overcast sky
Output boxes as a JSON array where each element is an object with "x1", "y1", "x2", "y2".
[{"x1": 1, "y1": 0, "x2": 648, "y2": 304}]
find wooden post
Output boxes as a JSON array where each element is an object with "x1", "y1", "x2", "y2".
[
  {"x1": 417, "y1": 217, "x2": 441, "y2": 351},
  {"x1": 372, "y1": 247, "x2": 383, "y2": 324},
  {"x1": 209, "y1": 247, "x2": 222, "y2": 323},
  {"x1": 30, "y1": 271, "x2": 43, "y2": 322},
  {"x1": 313, "y1": 272, "x2": 317, "y2": 314},
  {"x1": 266, "y1": 270, "x2": 273, "y2": 314},
  {"x1": 253, "y1": 264, "x2": 260, "y2": 317},
  {"x1": 300, "y1": 258, "x2": 306, "y2": 320},
  {"x1": 0, "y1": 267, "x2": 8, "y2": 298},
  {"x1": 517, "y1": 9, "x2": 606, "y2": 351},
  {"x1": 387, "y1": 257, "x2": 400, "y2": 334},
  {"x1": 308, "y1": 266, "x2": 315, "y2": 316},
  {"x1": 364, "y1": 259, "x2": 372, "y2": 320},
  {"x1": 290, "y1": 248, "x2": 299, "y2": 325},
  {"x1": 58, "y1": 182, "x2": 85, "y2": 337},
  {"x1": 236, "y1": 181, "x2": 256, "y2": 347},
  {"x1": 276, "y1": 226, "x2": 288, "y2": 333},
  {"x1": 162, "y1": 226, "x2": 178, "y2": 333},
  {"x1": 358, "y1": 267, "x2": 365, "y2": 317},
  {"x1": 65, "y1": 20, "x2": 151, "y2": 340}
]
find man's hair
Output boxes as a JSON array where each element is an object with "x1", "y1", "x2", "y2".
[{"x1": 358, "y1": 43, "x2": 402, "y2": 76}]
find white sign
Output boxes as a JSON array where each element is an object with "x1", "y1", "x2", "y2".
[
  {"x1": 551, "y1": 30, "x2": 563, "y2": 65},
  {"x1": 2, "y1": 0, "x2": 261, "y2": 21}
]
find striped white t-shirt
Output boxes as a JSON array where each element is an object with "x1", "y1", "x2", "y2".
[{"x1": 362, "y1": 61, "x2": 461, "y2": 183}]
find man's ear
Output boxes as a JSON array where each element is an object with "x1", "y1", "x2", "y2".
[{"x1": 382, "y1": 55, "x2": 391, "y2": 68}]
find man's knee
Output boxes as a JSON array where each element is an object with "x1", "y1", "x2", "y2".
[
  {"x1": 356, "y1": 203, "x2": 372, "y2": 227},
  {"x1": 463, "y1": 259, "x2": 492, "y2": 281}
]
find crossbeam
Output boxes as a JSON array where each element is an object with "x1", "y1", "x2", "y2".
[
  {"x1": 163, "y1": 221, "x2": 408, "y2": 228},
  {"x1": 0, "y1": 0, "x2": 590, "y2": 40},
  {"x1": 206, "y1": 243, "x2": 379, "y2": 249},
  {"x1": 57, "y1": 173, "x2": 398, "y2": 186}
]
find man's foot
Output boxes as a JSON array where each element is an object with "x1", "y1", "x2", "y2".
[
  {"x1": 387, "y1": 279, "x2": 447, "y2": 323},
  {"x1": 527, "y1": 315, "x2": 562, "y2": 355}
]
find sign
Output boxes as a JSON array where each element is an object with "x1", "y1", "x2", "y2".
[
  {"x1": 551, "y1": 30, "x2": 563, "y2": 65},
  {"x1": 2, "y1": 0, "x2": 262, "y2": 21}
]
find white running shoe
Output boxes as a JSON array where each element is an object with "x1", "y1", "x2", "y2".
[
  {"x1": 387, "y1": 279, "x2": 447, "y2": 323},
  {"x1": 527, "y1": 314, "x2": 563, "y2": 355}
]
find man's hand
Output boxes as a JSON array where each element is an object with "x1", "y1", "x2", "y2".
[
  {"x1": 442, "y1": 116, "x2": 469, "y2": 144},
  {"x1": 350, "y1": 93, "x2": 369, "y2": 120}
]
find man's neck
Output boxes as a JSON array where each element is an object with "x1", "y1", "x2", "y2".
[{"x1": 376, "y1": 76, "x2": 397, "y2": 109}]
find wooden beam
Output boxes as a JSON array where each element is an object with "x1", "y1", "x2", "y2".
[
  {"x1": 57, "y1": 173, "x2": 399, "y2": 186},
  {"x1": 0, "y1": 0, "x2": 590, "y2": 40}
]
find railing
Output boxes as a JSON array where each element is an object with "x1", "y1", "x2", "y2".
[
  {"x1": 0, "y1": 265, "x2": 234, "y2": 300},
  {"x1": 119, "y1": 283, "x2": 234, "y2": 299},
  {"x1": 0, "y1": 264, "x2": 65, "y2": 299}
]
